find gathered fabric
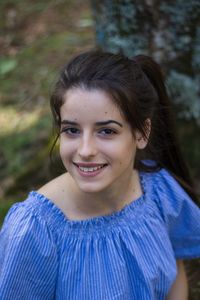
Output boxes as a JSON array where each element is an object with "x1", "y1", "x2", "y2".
[{"x1": 0, "y1": 168, "x2": 200, "y2": 300}]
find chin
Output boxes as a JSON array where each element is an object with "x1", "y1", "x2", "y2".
[{"x1": 76, "y1": 181, "x2": 107, "y2": 194}]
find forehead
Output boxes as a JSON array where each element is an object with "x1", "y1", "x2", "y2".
[{"x1": 61, "y1": 87, "x2": 124, "y2": 120}]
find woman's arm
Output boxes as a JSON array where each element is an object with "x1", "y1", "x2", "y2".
[{"x1": 166, "y1": 260, "x2": 188, "y2": 300}]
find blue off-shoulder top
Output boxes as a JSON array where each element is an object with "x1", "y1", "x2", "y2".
[{"x1": 0, "y1": 168, "x2": 200, "y2": 300}]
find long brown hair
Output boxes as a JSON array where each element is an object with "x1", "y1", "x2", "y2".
[{"x1": 50, "y1": 50, "x2": 199, "y2": 204}]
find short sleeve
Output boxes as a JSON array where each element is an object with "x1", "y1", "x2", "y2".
[
  {"x1": 153, "y1": 168, "x2": 200, "y2": 259},
  {"x1": 0, "y1": 203, "x2": 58, "y2": 300}
]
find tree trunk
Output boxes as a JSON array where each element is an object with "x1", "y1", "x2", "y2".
[{"x1": 90, "y1": 0, "x2": 200, "y2": 122}]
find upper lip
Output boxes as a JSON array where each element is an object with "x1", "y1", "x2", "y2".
[{"x1": 73, "y1": 162, "x2": 107, "y2": 167}]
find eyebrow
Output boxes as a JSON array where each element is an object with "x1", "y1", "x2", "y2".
[{"x1": 61, "y1": 120, "x2": 123, "y2": 127}]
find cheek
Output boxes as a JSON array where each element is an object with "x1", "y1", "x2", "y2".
[
  {"x1": 110, "y1": 138, "x2": 136, "y2": 158},
  {"x1": 59, "y1": 138, "x2": 79, "y2": 163},
  {"x1": 104, "y1": 143, "x2": 135, "y2": 164},
  {"x1": 59, "y1": 144, "x2": 64, "y2": 160},
  {"x1": 59, "y1": 138, "x2": 65, "y2": 156},
  {"x1": 59, "y1": 139, "x2": 71, "y2": 160}
]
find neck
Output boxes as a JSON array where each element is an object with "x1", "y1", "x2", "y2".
[{"x1": 67, "y1": 169, "x2": 142, "y2": 220}]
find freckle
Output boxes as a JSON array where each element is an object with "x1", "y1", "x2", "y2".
[{"x1": 104, "y1": 111, "x2": 108, "y2": 114}]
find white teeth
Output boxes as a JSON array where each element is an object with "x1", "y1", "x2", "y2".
[{"x1": 78, "y1": 165, "x2": 104, "y2": 172}]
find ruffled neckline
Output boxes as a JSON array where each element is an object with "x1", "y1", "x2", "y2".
[{"x1": 28, "y1": 172, "x2": 149, "y2": 231}]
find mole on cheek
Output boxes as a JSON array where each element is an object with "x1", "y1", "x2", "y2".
[{"x1": 104, "y1": 112, "x2": 108, "y2": 114}]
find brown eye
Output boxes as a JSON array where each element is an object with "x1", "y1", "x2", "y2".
[
  {"x1": 61, "y1": 127, "x2": 80, "y2": 136},
  {"x1": 99, "y1": 128, "x2": 117, "y2": 135}
]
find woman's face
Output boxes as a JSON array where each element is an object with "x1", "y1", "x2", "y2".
[{"x1": 59, "y1": 87, "x2": 145, "y2": 194}]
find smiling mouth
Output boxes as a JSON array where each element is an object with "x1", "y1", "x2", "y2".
[{"x1": 73, "y1": 163, "x2": 107, "y2": 173}]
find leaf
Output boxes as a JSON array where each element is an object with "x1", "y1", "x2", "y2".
[{"x1": 0, "y1": 59, "x2": 18, "y2": 76}]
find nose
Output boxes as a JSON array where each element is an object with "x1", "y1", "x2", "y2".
[{"x1": 78, "y1": 134, "x2": 97, "y2": 159}]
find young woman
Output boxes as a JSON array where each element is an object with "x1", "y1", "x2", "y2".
[{"x1": 0, "y1": 51, "x2": 199, "y2": 299}]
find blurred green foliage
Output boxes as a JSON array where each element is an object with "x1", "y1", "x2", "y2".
[
  {"x1": 0, "y1": 0, "x2": 94, "y2": 211},
  {"x1": 0, "y1": 58, "x2": 18, "y2": 76}
]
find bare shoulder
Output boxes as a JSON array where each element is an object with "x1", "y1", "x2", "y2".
[
  {"x1": 37, "y1": 173, "x2": 72, "y2": 207},
  {"x1": 37, "y1": 173, "x2": 79, "y2": 219}
]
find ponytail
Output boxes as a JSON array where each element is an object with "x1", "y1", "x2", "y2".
[{"x1": 134, "y1": 55, "x2": 199, "y2": 204}]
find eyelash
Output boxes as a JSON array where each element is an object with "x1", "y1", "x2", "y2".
[
  {"x1": 99, "y1": 128, "x2": 117, "y2": 135},
  {"x1": 61, "y1": 127, "x2": 80, "y2": 135},
  {"x1": 61, "y1": 127, "x2": 117, "y2": 136}
]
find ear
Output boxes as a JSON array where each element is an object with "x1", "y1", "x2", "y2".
[{"x1": 135, "y1": 118, "x2": 151, "y2": 149}]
